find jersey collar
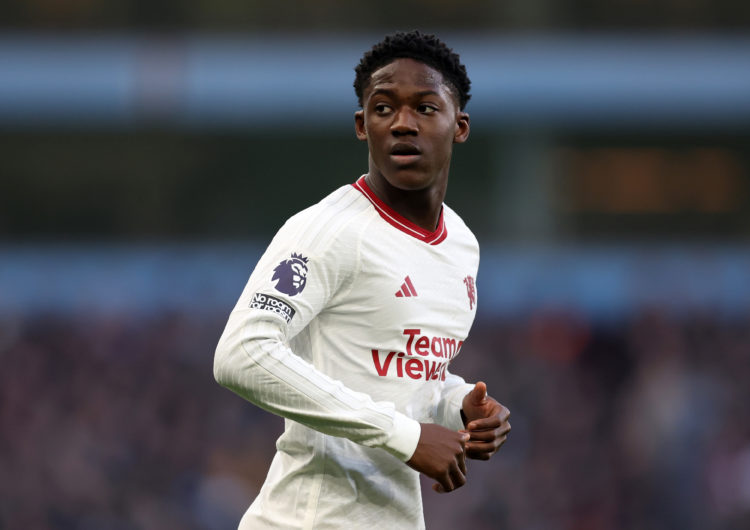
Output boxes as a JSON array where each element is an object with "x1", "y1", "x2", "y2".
[{"x1": 352, "y1": 175, "x2": 448, "y2": 246}]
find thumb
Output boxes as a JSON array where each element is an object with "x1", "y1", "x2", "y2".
[{"x1": 469, "y1": 381, "x2": 487, "y2": 405}]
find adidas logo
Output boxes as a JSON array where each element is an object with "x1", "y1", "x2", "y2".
[{"x1": 395, "y1": 276, "x2": 418, "y2": 298}]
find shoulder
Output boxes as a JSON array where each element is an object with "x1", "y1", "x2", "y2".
[
  {"x1": 253, "y1": 183, "x2": 374, "y2": 302},
  {"x1": 443, "y1": 203, "x2": 479, "y2": 253},
  {"x1": 275, "y1": 183, "x2": 375, "y2": 258}
]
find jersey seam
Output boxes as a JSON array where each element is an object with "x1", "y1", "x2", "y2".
[{"x1": 303, "y1": 431, "x2": 326, "y2": 529}]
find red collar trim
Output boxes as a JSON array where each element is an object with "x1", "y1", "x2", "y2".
[{"x1": 352, "y1": 175, "x2": 448, "y2": 245}]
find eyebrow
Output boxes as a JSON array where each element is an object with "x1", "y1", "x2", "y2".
[{"x1": 369, "y1": 88, "x2": 442, "y2": 99}]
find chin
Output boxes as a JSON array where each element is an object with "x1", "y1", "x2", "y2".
[{"x1": 384, "y1": 168, "x2": 434, "y2": 191}]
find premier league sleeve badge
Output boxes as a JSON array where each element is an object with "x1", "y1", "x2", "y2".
[{"x1": 271, "y1": 253, "x2": 309, "y2": 296}]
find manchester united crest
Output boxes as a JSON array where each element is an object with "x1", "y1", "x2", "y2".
[{"x1": 463, "y1": 275, "x2": 476, "y2": 310}]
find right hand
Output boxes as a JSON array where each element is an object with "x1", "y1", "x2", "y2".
[{"x1": 406, "y1": 423, "x2": 470, "y2": 493}]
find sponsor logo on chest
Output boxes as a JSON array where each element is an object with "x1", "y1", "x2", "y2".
[{"x1": 370, "y1": 329, "x2": 464, "y2": 381}]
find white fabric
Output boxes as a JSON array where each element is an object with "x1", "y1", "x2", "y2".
[{"x1": 214, "y1": 178, "x2": 479, "y2": 529}]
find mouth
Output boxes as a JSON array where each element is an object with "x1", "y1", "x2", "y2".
[{"x1": 389, "y1": 142, "x2": 422, "y2": 164}]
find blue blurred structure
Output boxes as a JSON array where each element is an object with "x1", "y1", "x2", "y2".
[
  {"x1": 2, "y1": 243, "x2": 750, "y2": 321},
  {"x1": 2, "y1": 34, "x2": 750, "y2": 129}
]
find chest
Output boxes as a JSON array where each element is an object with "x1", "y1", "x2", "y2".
[{"x1": 332, "y1": 234, "x2": 478, "y2": 345}]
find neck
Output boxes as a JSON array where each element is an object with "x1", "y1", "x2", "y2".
[{"x1": 364, "y1": 169, "x2": 447, "y2": 232}]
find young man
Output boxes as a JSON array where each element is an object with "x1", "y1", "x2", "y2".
[{"x1": 214, "y1": 31, "x2": 511, "y2": 529}]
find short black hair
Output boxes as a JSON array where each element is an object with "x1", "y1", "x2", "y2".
[{"x1": 354, "y1": 30, "x2": 471, "y2": 111}]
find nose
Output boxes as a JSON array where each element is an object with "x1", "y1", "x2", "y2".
[{"x1": 390, "y1": 107, "x2": 418, "y2": 136}]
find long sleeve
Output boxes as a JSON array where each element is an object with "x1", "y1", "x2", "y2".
[
  {"x1": 435, "y1": 371, "x2": 474, "y2": 431},
  {"x1": 214, "y1": 315, "x2": 420, "y2": 461},
  {"x1": 214, "y1": 196, "x2": 421, "y2": 461}
]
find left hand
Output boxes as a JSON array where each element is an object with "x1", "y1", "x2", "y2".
[{"x1": 461, "y1": 381, "x2": 511, "y2": 460}]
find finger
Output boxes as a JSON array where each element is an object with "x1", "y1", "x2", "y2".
[
  {"x1": 438, "y1": 470, "x2": 455, "y2": 493},
  {"x1": 466, "y1": 437, "x2": 508, "y2": 460},
  {"x1": 469, "y1": 381, "x2": 488, "y2": 405},
  {"x1": 466, "y1": 439, "x2": 495, "y2": 460},
  {"x1": 450, "y1": 459, "x2": 467, "y2": 490},
  {"x1": 433, "y1": 482, "x2": 446, "y2": 494},
  {"x1": 466, "y1": 435, "x2": 508, "y2": 454},
  {"x1": 499, "y1": 405, "x2": 511, "y2": 422},
  {"x1": 467, "y1": 416, "x2": 502, "y2": 431},
  {"x1": 467, "y1": 428, "x2": 500, "y2": 442},
  {"x1": 467, "y1": 429, "x2": 510, "y2": 453},
  {"x1": 458, "y1": 446, "x2": 467, "y2": 476},
  {"x1": 467, "y1": 426, "x2": 511, "y2": 453},
  {"x1": 470, "y1": 421, "x2": 510, "y2": 438},
  {"x1": 501, "y1": 421, "x2": 511, "y2": 436},
  {"x1": 466, "y1": 448, "x2": 491, "y2": 460},
  {"x1": 468, "y1": 407, "x2": 510, "y2": 431}
]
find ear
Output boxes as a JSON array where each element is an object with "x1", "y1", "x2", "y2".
[
  {"x1": 354, "y1": 110, "x2": 367, "y2": 141},
  {"x1": 454, "y1": 111, "x2": 470, "y2": 144}
]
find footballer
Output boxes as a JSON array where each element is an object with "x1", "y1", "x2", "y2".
[{"x1": 215, "y1": 30, "x2": 511, "y2": 529}]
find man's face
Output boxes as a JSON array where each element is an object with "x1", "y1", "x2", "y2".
[{"x1": 355, "y1": 58, "x2": 469, "y2": 193}]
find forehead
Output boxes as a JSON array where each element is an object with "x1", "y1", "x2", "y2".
[{"x1": 366, "y1": 58, "x2": 454, "y2": 101}]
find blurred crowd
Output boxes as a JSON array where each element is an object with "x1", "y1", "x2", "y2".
[
  {"x1": 0, "y1": 311, "x2": 280, "y2": 530},
  {"x1": 2, "y1": 307, "x2": 749, "y2": 529},
  {"x1": 436, "y1": 309, "x2": 750, "y2": 530}
]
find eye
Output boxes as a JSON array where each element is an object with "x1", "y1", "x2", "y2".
[
  {"x1": 374, "y1": 103, "x2": 392, "y2": 114},
  {"x1": 418, "y1": 104, "x2": 438, "y2": 114}
]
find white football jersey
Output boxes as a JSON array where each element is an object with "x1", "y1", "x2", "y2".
[{"x1": 215, "y1": 176, "x2": 479, "y2": 529}]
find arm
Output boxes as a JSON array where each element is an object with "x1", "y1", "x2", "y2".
[
  {"x1": 214, "y1": 206, "x2": 470, "y2": 491},
  {"x1": 215, "y1": 283, "x2": 470, "y2": 491},
  {"x1": 215, "y1": 314, "x2": 420, "y2": 460},
  {"x1": 214, "y1": 208, "x2": 420, "y2": 460}
]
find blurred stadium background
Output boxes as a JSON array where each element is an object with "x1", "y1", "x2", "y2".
[{"x1": 2, "y1": 2, "x2": 750, "y2": 529}]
